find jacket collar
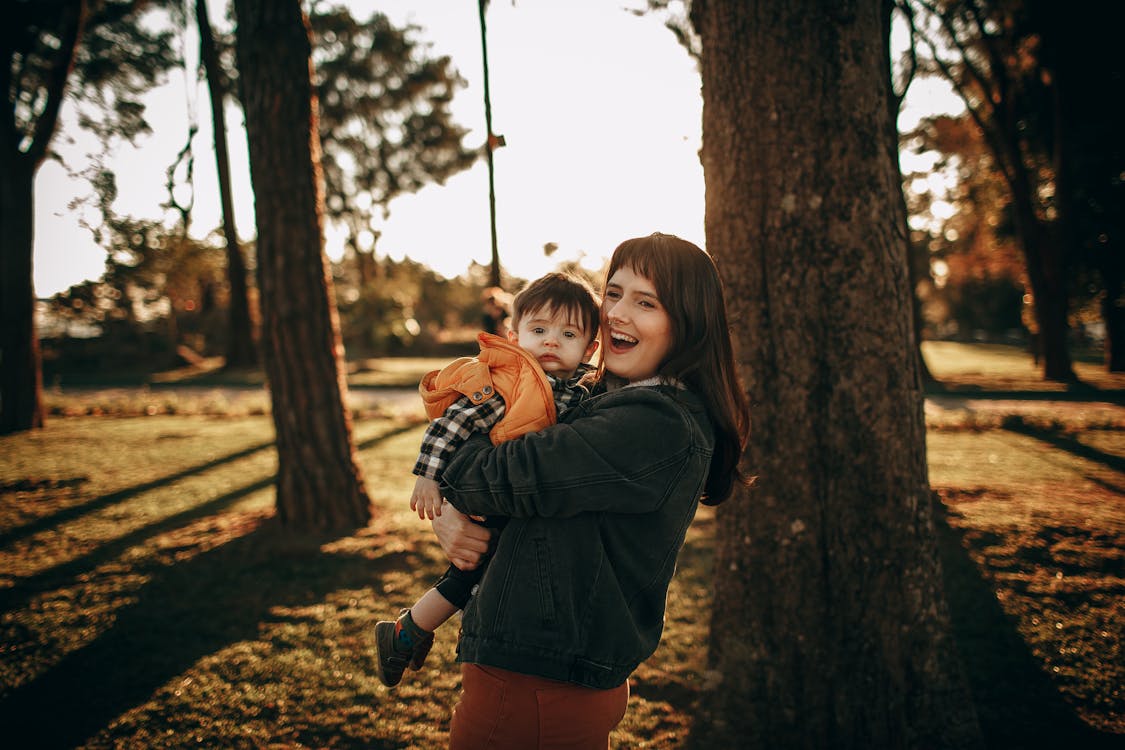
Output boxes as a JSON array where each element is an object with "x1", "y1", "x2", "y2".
[{"x1": 605, "y1": 375, "x2": 685, "y2": 391}]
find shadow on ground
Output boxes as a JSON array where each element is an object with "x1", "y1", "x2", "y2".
[
  {"x1": 931, "y1": 493, "x2": 1123, "y2": 750},
  {"x1": 0, "y1": 519, "x2": 409, "y2": 749}
]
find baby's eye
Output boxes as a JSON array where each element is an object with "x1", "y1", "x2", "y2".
[
  {"x1": 532, "y1": 327, "x2": 546, "y2": 335},
  {"x1": 564, "y1": 331, "x2": 578, "y2": 339}
]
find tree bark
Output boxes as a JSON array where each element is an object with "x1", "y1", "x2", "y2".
[
  {"x1": 1, "y1": 0, "x2": 85, "y2": 434},
  {"x1": 693, "y1": 1, "x2": 981, "y2": 747},
  {"x1": 196, "y1": 0, "x2": 257, "y2": 369},
  {"x1": 232, "y1": 0, "x2": 371, "y2": 531},
  {"x1": 0, "y1": 162, "x2": 44, "y2": 434}
]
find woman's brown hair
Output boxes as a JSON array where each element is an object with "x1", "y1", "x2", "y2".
[{"x1": 605, "y1": 233, "x2": 751, "y2": 504}]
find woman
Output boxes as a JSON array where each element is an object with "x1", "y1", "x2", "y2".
[{"x1": 432, "y1": 233, "x2": 751, "y2": 748}]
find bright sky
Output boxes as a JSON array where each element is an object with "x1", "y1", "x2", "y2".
[{"x1": 32, "y1": 0, "x2": 957, "y2": 297}]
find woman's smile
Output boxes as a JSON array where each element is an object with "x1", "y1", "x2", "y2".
[
  {"x1": 607, "y1": 330, "x2": 638, "y2": 352},
  {"x1": 601, "y1": 266, "x2": 672, "y2": 382}
]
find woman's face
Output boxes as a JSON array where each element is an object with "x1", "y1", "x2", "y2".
[{"x1": 601, "y1": 265, "x2": 673, "y2": 383}]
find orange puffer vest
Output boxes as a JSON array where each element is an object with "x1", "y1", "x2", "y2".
[{"x1": 418, "y1": 332, "x2": 557, "y2": 445}]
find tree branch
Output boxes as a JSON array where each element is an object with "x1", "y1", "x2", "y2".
[
  {"x1": 24, "y1": 0, "x2": 87, "y2": 166},
  {"x1": 912, "y1": 0, "x2": 1017, "y2": 188},
  {"x1": 890, "y1": 0, "x2": 919, "y2": 112}
]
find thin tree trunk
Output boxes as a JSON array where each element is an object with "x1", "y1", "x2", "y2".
[
  {"x1": 996, "y1": 102, "x2": 1075, "y2": 382},
  {"x1": 233, "y1": 0, "x2": 371, "y2": 531},
  {"x1": 1011, "y1": 196, "x2": 1074, "y2": 382},
  {"x1": 196, "y1": 0, "x2": 257, "y2": 369},
  {"x1": 693, "y1": 2, "x2": 981, "y2": 748},
  {"x1": 477, "y1": 0, "x2": 501, "y2": 288},
  {"x1": 1104, "y1": 266, "x2": 1125, "y2": 372},
  {"x1": 908, "y1": 246, "x2": 937, "y2": 386},
  {"x1": 897, "y1": 150, "x2": 936, "y2": 387},
  {"x1": 356, "y1": 247, "x2": 377, "y2": 287}
]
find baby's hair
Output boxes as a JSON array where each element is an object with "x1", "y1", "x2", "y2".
[{"x1": 510, "y1": 272, "x2": 601, "y2": 344}]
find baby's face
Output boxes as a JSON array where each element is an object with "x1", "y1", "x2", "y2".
[{"x1": 509, "y1": 307, "x2": 598, "y2": 378}]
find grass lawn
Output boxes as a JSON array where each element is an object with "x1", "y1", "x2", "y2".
[
  {"x1": 2, "y1": 341, "x2": 1123, "y2": 748},
  {"x1": 922, "y1": 340, "x2": 1125, "y2": 394}
]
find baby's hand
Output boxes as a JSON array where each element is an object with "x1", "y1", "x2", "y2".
[{"x1": 410, "y1": 476, "x2": 443, "y2": 520}]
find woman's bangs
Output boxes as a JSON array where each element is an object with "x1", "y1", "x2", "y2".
[{"x1": 608, "y1": 237, "x2": 668, "y2": 295}]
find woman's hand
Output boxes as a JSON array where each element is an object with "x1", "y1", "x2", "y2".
[{"x1": 431, "y1": 501, "x2": 493, "y2": 570}]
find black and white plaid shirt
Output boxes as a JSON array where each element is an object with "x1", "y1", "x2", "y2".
[{"x1": 413, "y1": 366, "x2": 592, "y2": 480}]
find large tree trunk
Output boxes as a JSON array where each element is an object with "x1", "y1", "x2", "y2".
[
  {"x1": 197, "y1": 0, "x2": 257, "y2": 370},
  {"x1": 232, "y1": 0, "x2": 371, "y2": 531},
  {"x1": 693, "y1": 2, "x2": 981, "y2": 748},
  {"x1": 0, "y1": 162, "x2": 44, "y2": 434}
]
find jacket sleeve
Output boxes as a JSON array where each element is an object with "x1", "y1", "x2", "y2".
[
  {"x1": 439, "y1": 389, "x2": 705, "y2": 518},
  {"x1": 413, "y1": 394, "x2": 507, "y2": 479}
]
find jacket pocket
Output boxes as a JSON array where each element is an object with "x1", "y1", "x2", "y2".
[{"x1": 533, "y1": 537, "x2": 558, "y2": 628}]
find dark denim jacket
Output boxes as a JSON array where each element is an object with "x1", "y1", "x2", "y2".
[{"x1": 440, "y1": 384, "x2": 715, "y2": 689}]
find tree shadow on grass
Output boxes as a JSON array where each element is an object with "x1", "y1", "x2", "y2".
[
  {"x1": 0, "y1": 422, "x2": 422, "y2": 616},
  {"x1": 0, "y1": 519, "x2": 407, "y2": 750},
  {"x1": 0, "y1": 440, "x2": 275, "y2": 548},
  {"x1": 924, "y1": 381, "x2": 1125, "y2": 405},
  {"x1": 0, "y1": 473, "x2": 276, "y2": 615},
  {"x1": 1001, "y1": 420, "x2": 1125, "y2": 474},
  {"x1": 0, "y1": 422, "x2": 427, "y2": 749},
  {"x1": 931, "y1": 492, "x2": 1123, "y2": 750}
]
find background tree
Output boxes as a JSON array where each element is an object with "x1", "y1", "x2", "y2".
[
  {"x1": 195, "y1": 0, "x2": 257, "y2": 369},
  {"x1": 233, "y1": 0, "x2": 370, "y2": 531},
  {"x1": 1026, "y1": 1, "x2": 1125, "y2": 370},
  {"x1": 43, "y1": 216, "x2": 230, "y2": 379},
  {"x1": 692, "y1": 1, "x2": 981, "y2": 747},
  {"x1": 1, "y1": 1, "x2": 81, "y2": 433},
  {"x1": 905, "y1": 114, "x2": 1033, "y2": 342},
  {"x1": 309, "y1": 4, "x2": 477, "y2": 284},
  {"x1": 44, "y1": 233, "x2": 493, "y2": 376},
  {"x1": 2, "y1": 0, "x2": 177, "y2": 433},
  {"x1": 908, "y1": 0, "x2": 1076, "y2": 381},
  {"x1": 50, "y1": 2, "x2": 477, "y2": 374},
  {"x1": 333, "y1": 255, "x2": 482, "y2": 358}
]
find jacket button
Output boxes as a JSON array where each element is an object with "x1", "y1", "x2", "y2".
[
  {"x1": 482, "y1": 386, "x2": 493, "y2": 395},
  {"x1": 472, "y1": 391, "x2": 482, "y2": 401}
]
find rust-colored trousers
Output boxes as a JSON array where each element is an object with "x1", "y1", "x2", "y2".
[{"x1": 449, "y1": 663, "x2": 629, "y2": 749}]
